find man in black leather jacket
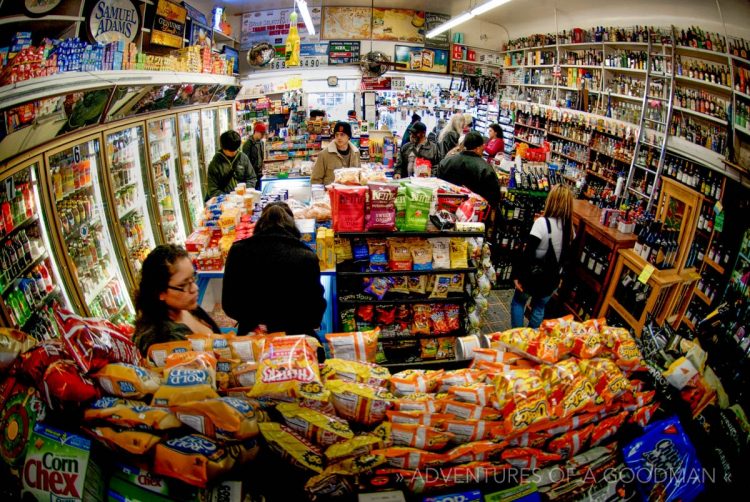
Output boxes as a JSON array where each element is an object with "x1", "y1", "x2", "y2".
[{"x1": 393, "y1": 122, "x2": 442, "y2": 179}]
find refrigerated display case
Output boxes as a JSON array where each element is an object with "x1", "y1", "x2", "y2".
[
  {"x1": 177, "y1": 111, "x2": 206, "y2": 228},
  {"x1": 146, "y1": 117, "x2": 187, "y2": 245},
  {"x1": 0, "y1": 157, "x2": 73, "y2": 339},
  {"x1": 103, "y1": 124, "x2": 158, "y2": 286},
  {"x1": 201, "y1": 108, "x2": 218, "y2": 175},
  {"x1": 44, "y1": 135, "x2": 134, "y2": 323},
  {"x1": 217, "y1": 105, "x2": 232, "y2": 136}
]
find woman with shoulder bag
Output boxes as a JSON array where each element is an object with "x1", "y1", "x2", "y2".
[{"x1": 510, "y1": 185, "x2": 574, "y2": 328}]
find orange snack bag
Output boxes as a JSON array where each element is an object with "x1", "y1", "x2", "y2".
[
  {"x1": 249, "y1": 335, "x2": 322, "y2": 400},
  {"x1": 447, "y1": 383, "x2": 494, "y2": 407},
  {"x1": 152, "y1": 352, "x2": 219, "y2": 407},
  {"x1": 553, "y1": 377, "x2": 600, "y2": 418},
  {"x1": 441, "y1": 419, "x2": 498, "y2": 444},
  {"x1": 230, "y1": 362, "x2": 257, "y2": 388},
  {"x1": 373, "y1": 447, "x2": 445, "y2": 469},
  {"x1": 385, "y1": 411, "x2": 452, "y2": 427},
  {"x1": 388, "y1": 423, "x2": 454, "y2": 451},
  {"x1": 436, "y1": 369, "x2": 486, "y2": 392},
  {"x1": 92, "y1": 363, "x2": 160, "y2": 398},
  {"x1": 153, "y1": 434, "x2": 236, "y2": 487},
  {"x1": 147, "y1": 341, "x2": 192, "y2": 367},
  {"x1": 590, "y1": 411, "x2": 628, "y2": 446},
  {"x1": 546, "y1": 424, "x2": 594, "y2": 459},
  {"x1": 579, "y1": 358, "x2": 632, "y2": 404},
  {"x1": 629, "y1": 403, "x2": 660, "y2": 427},
  {"x1": 602, "y1": 326, "x2": 645, "y2": 371},
  {"x1": 325, "y1": 328, "x2": 380, "y2": 362},
  {"x1": 84, "y1": 397, "x2": 182, "y2": 430},
  {"x1": 539, "y1": 315, "x2": 575, "y2": 359},
  {"x1": 620, "y1": 390, "x2": 656, "y2": 411},
  {"x1": 493, "y1": 368, "x2": 546, "y2": 412},
  {"x1": 326, "y1": 379, "x2": 393, "y2": 426},
  {"x1": 505, "y1": 431, "x2": 549, "y2": 449},
  {"x1": 215, "y1": 358, "x2": 241, "y2": 392},
  {"x1": 502, "y1": 447, "x2": 562, "y2": 469},
  {"x1": 86, "y1": 427, "x2": 160, "y2": 455},
  {"x1": 390, "y1": 392, "x2": 449, "y2": 414},
  {"x1": 444, "y1": 441, "x2": 508, "y2": 465},
  {"x1": 186, "y1": 334, "x2": 212, "y2": 352},
  {"x1": 172, "y1": 396, "x2": 260, "y2": 440},
  {"x1": 390, "y1": 370, "x2": 443, "y2": 396},
  {"x1": 546, "y1": 412, "x2": 598, "y2": 436},
  {"x1": 503, "y1": 394, "x2": 554, "y2": 435},
  {"x1": 277, "y1": 402, "x2": 354, "y2": 448},
  {"x1": 441, "y1": 400, "x2": 502, "y2": 421},
  {"x1": 570, "y1": 320, "x2": 605, "y2": 359}
]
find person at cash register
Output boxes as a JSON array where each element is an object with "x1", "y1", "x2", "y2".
[{"x1": 311, "y1": 121, "x2": 361, "y2": 185}]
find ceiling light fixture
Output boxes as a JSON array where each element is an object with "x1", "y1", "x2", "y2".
[
  {"x1": 296, "y1": 0, "x2": 316, "y2": 36},
  {"x1": 426, "y1": 0, "x2": 512, "y2": 38}
]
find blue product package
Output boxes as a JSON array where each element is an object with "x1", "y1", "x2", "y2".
[
  {"x1": 623, "y1": 416, "x2": 704, "y2": 502},
  {"x1": 423, "y1": 490, "x2": 482, "y2": 502}
]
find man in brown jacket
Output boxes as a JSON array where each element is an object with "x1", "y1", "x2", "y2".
[{"x1": 311, "y1": 121, "x2": 361, "y2": 185}]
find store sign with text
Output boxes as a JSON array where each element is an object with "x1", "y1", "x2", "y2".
[
  {"x1": 151, "y1": 0, "x2": 186, "y2": 49},
  {"x1": 328, "y1": 41, "x2": 360, "y2": 65},
  {"x1": 360, "y1": 77, "x2": 394, "y2": 91},
  {"x1": 86, "y1": 0, "x2": 141, "y2": 44},
  {"x1": 240, "y1": 8, "x2": 321, "y2": 50},
  {"x1": 424, "y1": 12, "x2": 450, "y2": 49},
  {"x1": 268, "y1": 43, "x2": 328, "y2": 70}
]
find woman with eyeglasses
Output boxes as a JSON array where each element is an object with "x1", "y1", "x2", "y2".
[
  {"x1": 222, "y1": 201, "x2": 326, "y2": 336},
  {"x1": 133, "y1": 244, "x2": 220, "y2": 355}
]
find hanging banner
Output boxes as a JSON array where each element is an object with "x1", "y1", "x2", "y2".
[
  {"x1": 321, "y1": 7, "x2": 372, "y2": 41},
  {"x1": 86, "y1": 0, "x2": 141, "y2": 44},
  {"x1": 151, "y1": 0, "x2": 187, "y2": 48},
  {"x1": 372, "y1": 8, "x2": 425, "y2": 43},
  {"x1": 328, "y1": 41, "x2": 360, "y2": 65},
  {"x1": 241, "y1": 8, "x2": 321, "y2": 50},
  {"x1": 394, "y1": 45, "x2": 449, "y2": 74},
  {"x1": 424, "y1": 12, "x2": 450, "y2": 49},
  {"x1": 360, "y1": 77, "x2": 393, "y2": 91}
]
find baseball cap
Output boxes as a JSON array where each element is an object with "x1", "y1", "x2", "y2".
[{"x1": 254, "y1": 122, "x2": 267, "y2": 134}]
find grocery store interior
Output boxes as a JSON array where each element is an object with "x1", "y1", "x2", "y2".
[{"x1": 2, "y1": 0, "x2": 750, "y2": 500}]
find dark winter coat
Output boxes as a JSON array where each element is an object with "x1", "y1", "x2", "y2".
[
  {"x1": 133, "y1": 306, "x2": 221, "y2": 356},
  {"x1": 435, "y1": 151, "x2": 501, "y2": 207},
  {"x1": 222, "y1": 230, "x2": 326, "y2": 336},
  {"x1": 205, "y1": 151, "x2": 256, "y2": 200},
  {"x1": 242, "y1": 137, "x2": 265, "y2": 189},
  {"x1": 439, "y1": 130, "x2": 460, "y2": 158},
  {"x1": 393, "y1": 140, "x2": 442, "y2": 178}
]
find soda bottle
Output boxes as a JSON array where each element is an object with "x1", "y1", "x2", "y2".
[{"x1": 32, "y1": 266, "x2": 47, "y2": 295}]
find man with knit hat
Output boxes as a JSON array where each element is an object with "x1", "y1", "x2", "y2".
[
  {"x1": 393, "y1": 121, "x2": 441, "y2": 179},
  {"x1": 435, "y1": 131, "x2": 500, "y2": 208},
  {"x1": 311, "y1": 121, "x2": 361, "y2": 185},
  {"x1": 401, "y1": 113, "x2": 422, "y2": 148},
  {"x1": 242, "y1": 122, "x2": 266, "y2": 189}
]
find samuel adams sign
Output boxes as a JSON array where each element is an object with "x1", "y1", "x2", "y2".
[{"x1": 86, "y1": 0, "x2": 141, "y2": 44}]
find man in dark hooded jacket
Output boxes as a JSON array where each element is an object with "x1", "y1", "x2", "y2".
[
  {"x1": 435, "y1": 131, "x2": 501, "y2": 208},
  {"x1": 205, "y1": 130, "x2": 256, "y2": 199}
]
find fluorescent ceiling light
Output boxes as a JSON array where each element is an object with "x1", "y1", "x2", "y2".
[
  {"x1": 296, "y1": 0, "x2": 315, "y2": 36},
  {"x1": 426, "y1": 12, "x2": 475, "y2": 38},
  {"x1": 471, "y1": 0, "x2": 512, "y2": 16},
  {"x1": 426, "y1": 0, "x2": 512, "y2": 38}
]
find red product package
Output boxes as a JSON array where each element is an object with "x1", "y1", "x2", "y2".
[
  {"x1": 366, "y1": 183, "x2": 398, "y2": 231},
  {"x1": 330, "y1": 185, "x2": 367, "y2": 232},
  {"x1": 590, "y1": 411, "x2": 628, "y2": 446},
  {"x1": 629, "y1": 403, "x2": 661, "y2": 427},
  {"x1": 54, "y1": 309, "x2": 142, "y2": 373},
  {"x1": 546, "y1": 424, "x2": 594, "y2": 459},
  {"x1": 42, "y1": 360, "x2": 100, "y2": 406},
  {"x1": 20, "y1": 339, "x2": 67, "y2": 384},
  {"x1": 501, "y1": 447, "x2": 562, "y2": 470}
]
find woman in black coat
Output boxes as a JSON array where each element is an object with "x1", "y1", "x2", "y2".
[{"x1": 222, "y1": 202, "x2": 326, "y2": 335}]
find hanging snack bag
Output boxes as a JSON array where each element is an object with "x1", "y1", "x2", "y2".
[
  {"x1": 394, "y1": 185, "x2": 407, "y2": 230},
  {"x1": 321, "y1": 359, "x2": 390, "y2": 387},
  {"x1": 375, "y1": 305, "x2": 397, "y2": 326},
  {"x1": 326, "y1": 328, "x2": 380, "y2": 362},
  {"x1": 448, "y1": 273, "x2": 465, "y2": 293},
  {"x1": 449, "y1": 238, "x2": 469, "y2": 268},
  {"x1": 147, "y1": 341, "x2": 193, "y2": 367},
  {"x1": 172, "y1": 396, "x2": 260, "y2": 441},
  {"x1": 430, "y1": 238, "x2": 451, "y2": 269},
  {"x1": 364, "y1": 277, "x2": 392, "y2": 300},
  {"x1": 277, "y1": 402, "x2": 354, "y2": 448},
  {"x1": 92, "y1": 363, "x2": 161, "y2": 399},
  {"x1": 390, "y1": 276, "x2": 409, "y2": 295},
  {"x1": 249, "y1": 335, "x2": 322, "y2": 400},
  {"x1": 403, "y1": 185, "x2": 432, "y2": 231},
  {"x1": 54, "y1": 309, "x2": 142, "y2": 373},
  {"x1": 326, "y1": 380, "x2": 394, "y2": 426},
  {"x1": 387, "y1": 238, "x2": 412, "y2": 270},
  {"x1": 330, "y1": 185, "x2": 367, "y2": 232},
  {"x1": 334, "y1": 237, "x2": 354, "y2": 264},
  {"x1": 410, "y1": 304, "x2": 431, "y2": 335},
  {"x1": 366, "y1": 183, "x2": 398, "y2": 231},
  {"x1": 84, "y1": 396, "x2": 181, "y2": 430},
  {"x1": 260, "y1": 422, "x2": 325, "y2": 473},
  {"x1": 153, "y1": 434, "x2": 236, "y2": 488},
  {"x1": 86, "y1": 426, "x2": 160, "y2": 455},
  {"x1": 410, "y1": 240, "x2": 433, "y2": 271}
]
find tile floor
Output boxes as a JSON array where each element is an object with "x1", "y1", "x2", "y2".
[{"x1": 481, "y1": 288, "x2": 515, "y2": 335}]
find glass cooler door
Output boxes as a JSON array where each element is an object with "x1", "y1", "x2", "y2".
[
  {"x1": 146, "y1": 116, "x2": 187, "y2": 246},
  {"x1": 177, "y1": 111, "x2": 206, "y2": 230},
  {"x1": 103, "y1": 124, "x2": 158, "y2": 287},
  {"x1": 201, "y1": 108, "x2": 218, "y2": 178},
  {"x1": 217, "y1": 105, "x2": 232, "y2": 136},
  {"x1": 45, "y1": 136, "x2": 134, "y2": 323}
]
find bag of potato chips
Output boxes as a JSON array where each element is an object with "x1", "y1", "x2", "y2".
[
  {"x1": 320, "y1": 359, "x2": 390, "y2": 387},
  {"x1": 92, "y1": 363, "x2": 160, "y2": 398},
  {"x1": 277, "y1": 402, "x2": 354, "y2": 448},
  {"x1": 83, "y1": 396, "x2": 181, "y2": 430},
  {"x1": 172, "y1": 396, "x2": 260, "y2": 440},
  {"x1": 154, "y1": 434, "x2": 236, "y2": 487},
  {"x1": 148, "y1": 341, "x2": 192, "y2": 367},
  {"x1": 152, "y1": 353, "x2": 219, "y2": 407},
  {"x1": 85, "y1": 426, "x2": 160, "y2": 455},
  {"x1": 325, "y1": 329, "x2": 380, "y2": 362},
  {"x1": 259, "y1": 422, "x2": 325, "y2": 473},
  {"x1": 325, "y1": 380, "x2": 394, "y2": 427},
  {"x1": 325, "y1": 434, "x2": 389, "y2": 462},
  {"x1": 249, "y1": 335, "x2": 322, "y2": 400}
]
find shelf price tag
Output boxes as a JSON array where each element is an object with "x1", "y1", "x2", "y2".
[{"x1": 638, "y1": 264, "x2": 655, "y2": 284}]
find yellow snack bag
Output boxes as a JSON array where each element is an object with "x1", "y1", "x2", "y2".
[
  {"x1": 209, "y1": 334, "x2": 235, "y2": 360},
  {"x1": 325, "y1": 329, "x2": 380, "y2": 362},
  {"x1": 321, "y1": 358, "x2": 390, "y2": 387},
  {"x1": 325, "y1": 435, "x2": 388, "y2": 462},
  {"x1": 92, "y1": 363, "x2": 160, "y2": 398},
  {"x1": 277, "y1": 402, "x2": 354, "y2": 448},
  {"x1": 388, "y1": 422, "x2": 454, "y2": 451},
  {"x1": 154, "y1": 434, "x2": 236, "y2": 488},
  {"x1": 325, "y1": 379, "x2": 394, "y2": 426},
  {"x1": 390, "y1": 369, "x2": 444, "y2": 396},
  {"x1": 259, "y1": 422, "x2": 325, "y2": 473},
  {"x1": 186, "y1": 334, "x2": 212, "y2": 352},
  {"x1": 305, "y1": 454, "x2": 386, "y2": 499},
  {"x1": 449, "y1": 238, "x2": 469, "y2": 268},
  {"x1": 249, "y1": 335, "x2": 322, "y2": 400},
  {"x1": 172, "y1": 396, "x2": 259, "y2": 440},
  {"x1": 152, "y1": 353, "x2": 219, "y2": 407},
  {"x1": 372, "y1": 447, "x2": 445, "y2": 469},
  {"x1": 85, "y1": 426, "x2": 160, "y2": 455},
  {"x1": 228, "y1": 337, "x2": 255, "y2": 362},
  {"x1": 147, "y1": 341, "x2": 192, "y2": 367},
  {"x1": 83, "y1": 396, "x2": 181, "y2": 430},
  {"x1": 231, "y1": 362, "x2": 258, "y2": 388},
  {"x1": 216, "y1": 358, "x2": 240, "y2": 392}
]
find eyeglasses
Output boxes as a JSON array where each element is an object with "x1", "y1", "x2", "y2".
[{"x1": 167, "y1": 274, "x2": 198, "y2": 293}]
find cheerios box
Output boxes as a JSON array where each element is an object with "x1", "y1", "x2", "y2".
[{"x1": 22, "y1": 423, "x2": 104, "y2": 501}]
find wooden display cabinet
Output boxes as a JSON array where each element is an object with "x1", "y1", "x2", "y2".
[{"x1": 653, "y1": 177, "x2": 703, "y2": 273}]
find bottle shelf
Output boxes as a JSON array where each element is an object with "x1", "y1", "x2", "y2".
[
  {"x1": 673, "y1": 106, "x2": 728, "y2": 126},
  {"x1": 575, "y1": 263, "x2": 603, "y2": 293},
  {"x1": 695, "y1": 289, "x2": 712, "y2": 305},
  {"x1": 704, "y1": 257, "x2": 725, "y2": 274},
  {"x1": 547, "y1": 131, "x2": 591, "y2": 147},
  {"x1": 603, "y1": 66, "x2": 647, "y2": 74},
  {"x1": 1, "y1": 214, "x2": 39, "y2": 241},
  {"x1": 586, "y1": 169, "x2": 617, "y2": 185},
  {"x1": 515, "y1": 122, "x2": 547, "y2": 132},
  {"x1": 674, "y1": 45, "x2": 730, "y2": 64},
  {"x1": 551, "y1": 150, "x2": 588, "y2": 164},
  {"x1": 1, "y1": 251, "x2": 49, "y2": 296},
  {"x1": 675, "y1": 75, "x2": 732, "y2": 94},
  {"x1": 515, "y1": 135, "x2": 543, "y2": 146},
  {"x1": 338, "y1": 268, "x2": 476, "y2": 278}
]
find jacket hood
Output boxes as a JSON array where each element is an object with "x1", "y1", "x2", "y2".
[{"x1": 326, "y1": 141, "x2": 357, "y2": 154}]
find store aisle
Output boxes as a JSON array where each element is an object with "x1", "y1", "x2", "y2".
[{"x1": 482, "y1": 288, "x2": 514, "y2": 334}]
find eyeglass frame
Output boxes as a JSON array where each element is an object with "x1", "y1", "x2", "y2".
[{"x1": 166, "y1": 274, "x2": 198, "y2": 293}]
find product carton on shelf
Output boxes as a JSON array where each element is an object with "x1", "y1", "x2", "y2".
[
  {"x1": 296, "y1": 218, "x2": 317, "y2": 252},
  {"x1": 22, "y1": 423, "x2": 104, "y2": 502}
]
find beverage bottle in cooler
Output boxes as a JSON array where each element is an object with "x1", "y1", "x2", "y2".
[{"x1": 15, "y1": 289, "x2": 30, "y2": 323}]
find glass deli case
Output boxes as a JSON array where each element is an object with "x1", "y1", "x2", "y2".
[
  {"x1": 103, "y1": 124, "x2": 158, "y2": 285},
  {"x1": 0, "y1": 158, "x2": 73, "y2": 339},
  {"x1": 45, "y1": 136, "x2": 133, "y2": 323},
  {"x1": 177, "y1": 111, "x2": 206, "y2": 229},
  {"x1": 146, "y1": 117, "x2": 187, "y2": 245}
]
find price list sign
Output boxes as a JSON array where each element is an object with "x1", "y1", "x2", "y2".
[{"x1": 328, "y1": 41, "x2": 361, "y2": 65}]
